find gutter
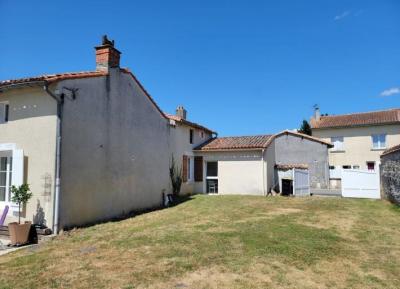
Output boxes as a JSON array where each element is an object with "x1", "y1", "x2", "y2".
[
  {"x1": 43, "y1": 83, "x2": 64, "y2": 234},
  {"x1": 262, "y1": 148, "x2": 266, "y2": 196}
]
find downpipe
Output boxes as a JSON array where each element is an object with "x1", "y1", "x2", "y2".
[{"x1": 43, "y1": 83, "x2": 63, "y2": 234}]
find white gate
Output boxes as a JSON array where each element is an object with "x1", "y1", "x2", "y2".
[
  {"x1": 293, "y1": 169, "x2": 310, "y2": 197},
  {"x1": 341, "y1": 169, "x2": 380, "y2": 199}
]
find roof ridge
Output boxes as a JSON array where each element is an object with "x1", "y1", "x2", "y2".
[
  {"x1": 216, "y1": 134, "x2": 273, "y2": 138},
  {"x1": 320, "y1": 108, "x2": 400, "y2": 118}
]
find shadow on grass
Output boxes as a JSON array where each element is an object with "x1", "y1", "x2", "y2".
[{"x1": 61, "y1": 194, "x2": 196, "y2": 232}]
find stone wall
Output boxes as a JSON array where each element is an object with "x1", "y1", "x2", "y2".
[{"x1": 381, "y1": 151, "x2": 400, "y2": 205}]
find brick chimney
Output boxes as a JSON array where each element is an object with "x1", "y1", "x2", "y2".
[
  {"x1": 95, "y1": 35, "x2": 121, "y2": 72},
  {"x1": 176, "y1": 106, "x2": 187, "y2": 120}
]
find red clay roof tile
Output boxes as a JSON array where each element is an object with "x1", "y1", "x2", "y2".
[
  {"x1": 382, "y1": 144, "x2": 400, "y2": 156},
  {"x1": 0, "y1": 71, "x2": 108, "y2": 88},
  {"x1": 311, "y1": 109, "x2": 400, "y2": 129},
  {"x1": 194, "y1": 130, "x2": 332, "y2": 151}
]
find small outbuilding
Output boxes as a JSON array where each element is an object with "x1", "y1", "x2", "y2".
[
  {"x1": 381, "y1": 144, "x2": 400, "y2": 205},
  {"x1": 193, "y1": 130, "x2": 332, "y2": 196}
]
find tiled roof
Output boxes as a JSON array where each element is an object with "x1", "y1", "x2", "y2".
[
  {"x1": 311, "y1": 109, "x2": 400, "y2": 129},
  {"x1": 382, "y1": 144, "x2": 400, "y2": 156},
  {"x1": 0, "y1": 71, "x2": 108, "y2": 88},
  {"x1": 165, "y1": 113, "x2": 214, "y2": 134},
  {"x1": 195, "y1": 135, "x2": 274, "y2": 151},
  {"x1": 194, "y1": 130, "x2": 332, "y2": 151}
]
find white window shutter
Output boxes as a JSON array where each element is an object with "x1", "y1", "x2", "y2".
[
  {"x1": 10, "y1": 149, "x2": 24, "y2": 212},
  {"x1": 12, "y1": 149, "x2": 24, "y2": 187}
]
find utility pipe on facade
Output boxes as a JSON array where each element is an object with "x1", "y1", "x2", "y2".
[{"x1": 43, "y1": 83, "x2": 64, "y2": 234}]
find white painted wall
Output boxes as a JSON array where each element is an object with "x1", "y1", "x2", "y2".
[
  {"x1": 199, "y1": 150, "x2": 266, "y2": 195},
  {"x1": 313, "y1": 124, "x2": 400, "y2": 170}
]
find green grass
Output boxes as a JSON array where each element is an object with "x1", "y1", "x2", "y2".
[{"x1": 1, "y1": 195, "x2": 400, "y2": 289}]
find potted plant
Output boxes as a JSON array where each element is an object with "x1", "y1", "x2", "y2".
[{"x1": 8, "y1": 184, "x2": 33, "y2": 246}]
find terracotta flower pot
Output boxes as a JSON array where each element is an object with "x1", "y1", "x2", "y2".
[{"x1": 8, "y1": 221, "x2": 32, "y2": 246}]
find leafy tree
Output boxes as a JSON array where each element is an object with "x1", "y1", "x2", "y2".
[
  {"x1": 299, "y1": 119, "x2": 312, "y2": 136},
  {"x1": 10, "y1": 184, "x2": 33, "y2": 224}
]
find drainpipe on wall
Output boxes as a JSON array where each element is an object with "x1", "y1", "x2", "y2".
[
  {"x1": 43, "y1": 83, "x2": 64, "y2": 234},
  {"x1": 262, "y1": 148, "x2": 266, "y2": 196}
]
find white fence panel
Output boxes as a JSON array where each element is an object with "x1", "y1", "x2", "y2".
[
  {"x1": 341, "y1": 169, "x2": 380, "y2": 199},
  {"x1": 293, "y1": 169, "x2": 310, "y2": 197}
]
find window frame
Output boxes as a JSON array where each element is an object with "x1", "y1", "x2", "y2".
[
  {"x1": 0, "y1": 102, "x2": 9, "y2": 124},
  {"x1": 0, "y1": 155, "x2": 12, "y2": 204},
  {"x1": 371, "y1": 134, "x2": 386, "y2": 149},
  {"x1": 331, "y1": 136, "x2": 344, "y2": 151}
]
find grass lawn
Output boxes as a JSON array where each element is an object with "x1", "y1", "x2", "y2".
[{"x1": 1, "y1": 195, "x2": 400, "y2": 289}]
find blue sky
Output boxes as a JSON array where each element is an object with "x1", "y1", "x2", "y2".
[{"x1": 1, "y1": 0, "x2": 399, "y2": 136}]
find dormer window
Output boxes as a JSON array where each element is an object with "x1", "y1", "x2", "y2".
[{"x1": 0, "y1": 103, "x2": 9, "y2": 124}]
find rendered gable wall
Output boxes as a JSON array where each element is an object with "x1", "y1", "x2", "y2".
[{"x1": 58, "y1": 69, "x2": 173, "y2": 228}]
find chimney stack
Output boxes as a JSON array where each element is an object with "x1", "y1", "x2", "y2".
[
  {"x1": 95, "y1": 35, "x2": 121, "y2": 72},
  {"x1": 314, "y1": 105, "x2": 321, "y2": 121},
  {"x1": 176, "y1": 106, "x2": 187, "y2": 120}
]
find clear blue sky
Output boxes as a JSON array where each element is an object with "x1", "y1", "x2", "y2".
[{"x1": 1, "y1": 0, "x2": 399, "y2": 136}]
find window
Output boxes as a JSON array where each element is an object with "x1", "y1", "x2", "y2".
[
  {"x1": 342, "y1": 165, "x2": 351, "y2": 169},
  {"x1": 200, "y1": 131, "x2": 204, "y2": 138},
  {"x1": 352, "y1": 165, "x2": 360, "y2": 169},
  {"x1": 189, "y1": 129, "x2": 194, "y2": 144},
  {"x1": 331, "y1": 136, "x2": 344, "y2": 151},
  {"x1": 329, "y1": 166, "x2": 335, "y2": 170},
  {"x1": 0, "y1": 156, "x2": 12, "y2": 202},
  {"x1": 206, "y1": 162, "x2": 218, "y2": 193},
  {"x1": 206, "y1": 162, "x2": 218, "y2": 177},
  {"x1": 372, "y1": 134, "x2": 386, "y2": 149},
  {"x1": 0, "y1": 103, "x2": 9, "y2": 124},
  {"x1": 367, "y1": 162, "x2": 375, "y2": 171}
]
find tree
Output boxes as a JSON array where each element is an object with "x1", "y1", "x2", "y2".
[
  {"x1": 299, "y1": 119, "x2": 312, "y2": 136},
  {"x1": 10, "y1": 184, "x2": 33, "y2": 224}
]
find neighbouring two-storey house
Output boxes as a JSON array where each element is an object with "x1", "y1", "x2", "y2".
[{"x1": 311, "y1": 107, "x2": 400, "y2": 182}]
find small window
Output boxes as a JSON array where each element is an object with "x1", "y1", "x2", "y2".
[
  {"x1": 367, "y1": 162, "x2": 375, "y2": 171},
  {"x1": 352, "y1": 165, "x2": 360, "y2": 169},
  {"x1": 331, "y1": 136, "x2": 344, "y2": 151},
  {"x1": 372, "y1": 134, "x2": 386, "y2": 149},
  {"x1": 0, "y1": 103, "x2": 9, "y2": 124},
  {"x1": 200, "y1": 131, "x2": 204, "y2": 138},
  {"x1": 342, "y1": 165, "x2": 351, "y2": 169},
  {"x1": 329, "y1": 166, "x2": 335, "y2": 170},
  {"x1": 206, "y1": 162, "x2": 218, "y2": 177},
  {"x1": 189, "y1": 129, "x2": 194, "y2": 144}
]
